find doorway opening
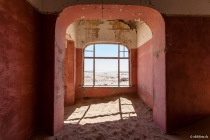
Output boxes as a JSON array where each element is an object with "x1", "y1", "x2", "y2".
[{"x1": 54, "y1": 5, "x2": 166, "y2": 135}]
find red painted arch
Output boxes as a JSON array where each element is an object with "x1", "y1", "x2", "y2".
[{"x1": 54, "y1": 5, "x2": 166, "y2": 134}]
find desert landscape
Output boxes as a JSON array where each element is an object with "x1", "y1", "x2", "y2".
[{"x1": 84, "y1": 71, "x2": 129, "y2": 87}]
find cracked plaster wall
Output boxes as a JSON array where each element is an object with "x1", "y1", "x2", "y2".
[
  {"x1": 67, "y1": 19, "x2": 137, "y2": 48},
  {"x1": 66, "y1": 19, "x2": 152, "y2": 49}
]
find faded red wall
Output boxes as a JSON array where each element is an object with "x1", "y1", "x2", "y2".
[
  {"x1": 75, "y1": 48, "x2": 137, "y2": 99},
  {"x1": 137, "y1": 40, "x2": 153, "y2": 108},
  {"x1": 64, "y1": 41, "x2": 76, "y2": 106},
  {"x1": 0, "y1": 0, "x2": 41, "y2": 139},
  {"x1": 165, "y1": 16, "x2": 210, "y2": 131}
]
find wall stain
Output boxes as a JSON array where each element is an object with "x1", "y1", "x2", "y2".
[
  {"x1": 108, "y1": 20, "x2": 137, "y2": 42},
  {"x1": 76, "y1": 19, "x2": 137, "y2": 48},
  {"x1": 79, "y1": 20, "x2": 104, "y2": 39},
  {"x1": 118, "y1": 20, "x2": 137, "y2": 30},
  {"x1": 153, "y1": 47, "x2": 167, "y2": 59},
  {"x1": 55, "y1": 42, "x2": 63, "y2": 54},
  {"x1": 79, "y1": 86, "x2": 88, "y2": 94}
]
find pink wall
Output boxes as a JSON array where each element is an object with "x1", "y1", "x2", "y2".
[
  {"x1": 0, "y1": 0, "x2": 41, "y2": 139},
  {"x1": 75, "y1": 48, "x2": 137, "y2": 99},
  {"x1": 136, "y1": 19, "x2": 166, "y2": 132},
  {"x1": 137, "y1": 40, "x2": 153, "y2": 108},
  {"x1": 165, "y1": 16, "x2": 210, "y2": 131}
]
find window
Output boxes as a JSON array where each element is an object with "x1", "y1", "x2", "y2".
[{"x1": 83, "y1": 43, "x2": 130, "y2": 87}]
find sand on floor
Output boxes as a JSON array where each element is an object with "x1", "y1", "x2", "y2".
[
  {"x1": 32, "y1": 93, "x2": 210, "y2": 140},
  {"x1": 56, "y1": 93, "x2": 171, "y2": 140}
]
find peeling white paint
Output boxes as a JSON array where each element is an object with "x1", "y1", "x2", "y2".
[{"x1": 66, "y1": 19, "x2": 152, "y2": 48}]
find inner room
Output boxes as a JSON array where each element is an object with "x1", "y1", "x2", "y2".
[
  {"x1": 64, "y1": 19, "x2": 152, "y2": 107},
  {"x1": 62, "y1": 19, "x2": 161, "y2": 139},
  {"x1": 64, "y1": 19, "x2": 150, "y2": 103}
]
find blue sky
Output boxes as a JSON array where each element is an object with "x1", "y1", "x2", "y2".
[{"x1": 84, "y1": 44, "x2": 129, "y2": 72}]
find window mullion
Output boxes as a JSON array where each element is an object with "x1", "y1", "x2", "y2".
[
  {"x1": 129, "y1": 50, "x2": 130, "y2": 86},
  {"x1": 93, "y1": 44, "x2": 95, "y2": 87},
  {"x1": 123, "y1": 46, "x2": 125, "y2": 57},
  {"x1": 118, "y1": 44, "x2": 120, "y2": 87}
]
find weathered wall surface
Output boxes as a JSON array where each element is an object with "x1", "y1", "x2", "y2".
[
  {"x1": 0, "y1": 0, "x2": 41, "y2": 139},
  {"x1": 165, "y1": 16, "x2": 210, "y2": 131},
  {"x1": 137, "y1": 40, "x2": 153, "y2": 108},
  {"x1": 73, "y1": 19, "x2": 137, "y2": 48},
  {"x1": 75, "y1": 48, "x2": 137, "y2": 98}
]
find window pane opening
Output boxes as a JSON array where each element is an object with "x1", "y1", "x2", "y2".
[{"x1": 83, "y1": 43, "x2": 130, "y2": 87}]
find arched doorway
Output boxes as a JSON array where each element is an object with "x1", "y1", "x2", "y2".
[{"x1": 53, "y1": 4, "x2": 166, "y2": 134}]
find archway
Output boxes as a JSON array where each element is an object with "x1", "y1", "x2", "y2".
[{"x1": 54, "y1": 5, "x2": 166, "y2": 134}]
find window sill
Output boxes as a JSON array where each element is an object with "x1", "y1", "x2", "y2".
[{"x1": 81, "y1": 86, "x2": 132, "y2": 88}]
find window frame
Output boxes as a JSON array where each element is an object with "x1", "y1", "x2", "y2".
[{"x1": 83, "y1": 43, "x2": 131, "y2": 87}]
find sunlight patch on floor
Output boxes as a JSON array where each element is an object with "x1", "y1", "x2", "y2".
[{"x1": 64, "y1": 97, "x2": 137, "y2": 125}]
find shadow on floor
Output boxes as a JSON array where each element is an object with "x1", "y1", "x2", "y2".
[{"x1": 32, "y1": 93, "x2": 210, "y2": 140}]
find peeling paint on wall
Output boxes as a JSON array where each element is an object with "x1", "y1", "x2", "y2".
[
  {"x1": 108, "y1": 20, "x2": 137, "y2": 44},
  {"x1": 79, "y1": 19, "x2": 104, "y2": 39},
  {"x1": 66, "y1": 19, "x2": 152, "y2": 48},
  {"x1": 67, "y1": 19, "x2": 138, "y2": 48}
]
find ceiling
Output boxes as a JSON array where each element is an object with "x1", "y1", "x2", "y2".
[
  {"x1": 66, "y1": 19, "x2": 152, "y2": 48},
  {"x1": 27, "y1": 0, "x2": 210, "y2": 15}
]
